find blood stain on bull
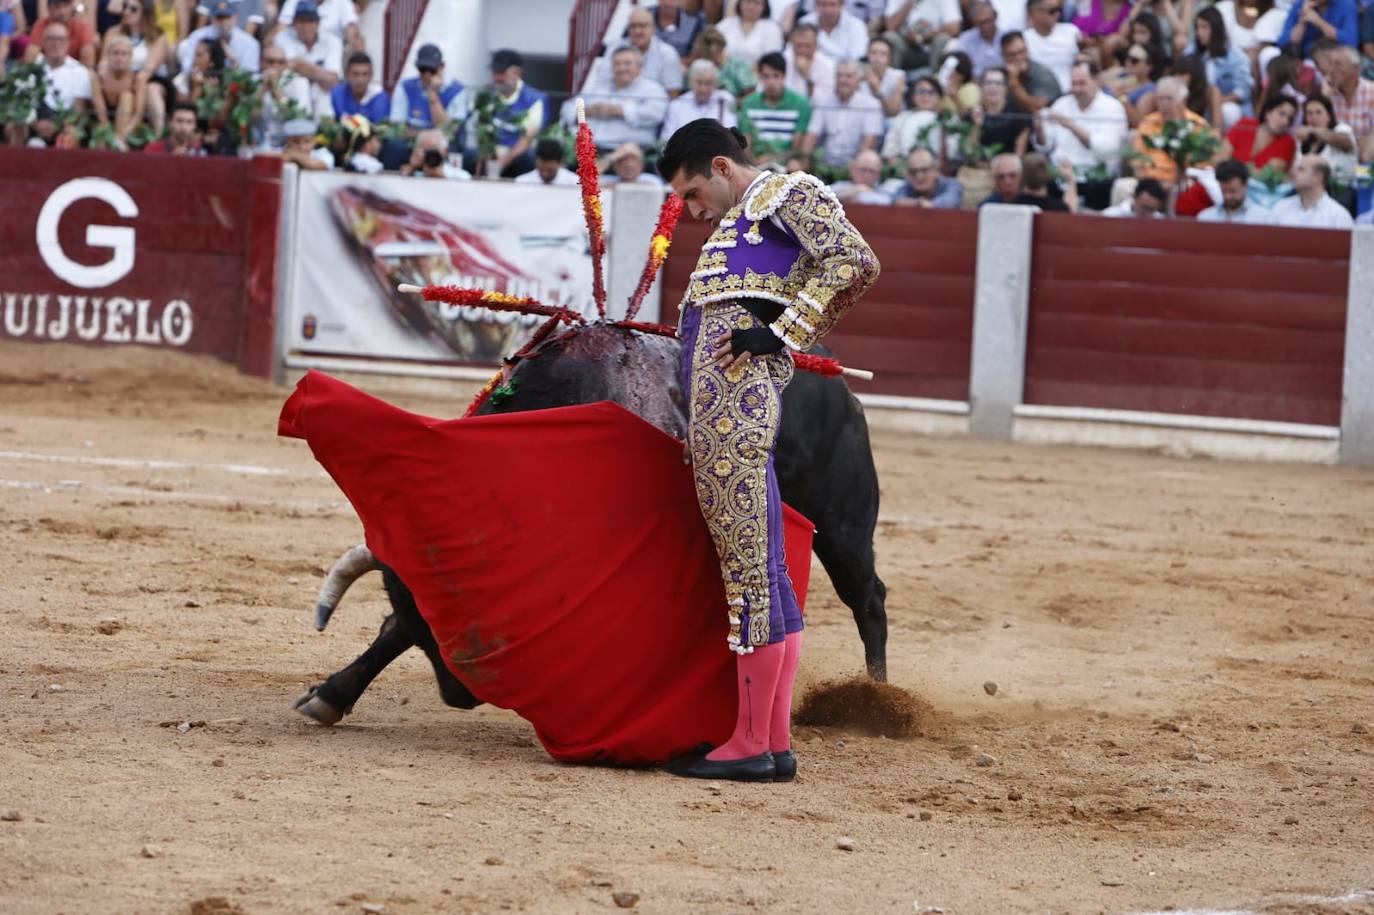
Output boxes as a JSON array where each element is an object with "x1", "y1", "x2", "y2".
[{"x1": 2, "y1": 292, "x2": 194, "y2": 347}]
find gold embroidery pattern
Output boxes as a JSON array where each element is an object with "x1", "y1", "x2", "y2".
[{"x1": 686, "y1": 301, "x2": 794, "y2": 653}]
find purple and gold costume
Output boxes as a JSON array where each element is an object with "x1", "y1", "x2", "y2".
[{"x1": 678, "y1": 171, "x2": 879, "y2": 654}]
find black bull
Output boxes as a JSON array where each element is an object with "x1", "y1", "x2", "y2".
[{"x1": 293, "y1": 324, "x2": 888, "y2": 726}]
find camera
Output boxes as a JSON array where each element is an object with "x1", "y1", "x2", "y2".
[{"x1": 422, "y1": 149, "x2": 445, "y2": 170}]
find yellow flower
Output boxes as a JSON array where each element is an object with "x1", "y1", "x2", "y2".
[{"x1": 650, "y1": 235, "x2": 670, "y2": 261}]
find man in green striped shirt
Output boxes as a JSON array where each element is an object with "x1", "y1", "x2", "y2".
[{"x1": 737, "y1": 52, "x2": 812, "y2": 164}]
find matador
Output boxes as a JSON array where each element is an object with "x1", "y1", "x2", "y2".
[{"x1": 657, "y1": 120, "x2": 880, "y2": 783}]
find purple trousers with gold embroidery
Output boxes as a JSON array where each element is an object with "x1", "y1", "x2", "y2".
[{"x1": 680, "y1": 302, "x2": 804, "y2": 653}]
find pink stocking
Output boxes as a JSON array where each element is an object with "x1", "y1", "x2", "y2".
[
  {"x1": 770, "y1": 631, "x2": 803, "y2": 753},
  {"x1": 706, "y1": 641, "x2": 784, "y2": 761}
]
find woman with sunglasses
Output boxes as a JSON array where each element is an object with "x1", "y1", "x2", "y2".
[
  {"x1": 1104, "y1": 41, "x2": 1165, "y2": 125},
  {"x1": 880, "y1": 75, "x2": 957, "y2": 167},
  {"x1": 103, "y1": 0, "x2": 169, "y2": 132}
]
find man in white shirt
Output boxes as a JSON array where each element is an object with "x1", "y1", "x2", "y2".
[
  {"x1": 179, "y1": 0, "x2": 260, "y2": 73},
  {"x1": 1267, "y1": 155, "x2": 1355, "y2": 229},
  {"x1": 783, "y1": 21, "x2": 837, "y2": 99},
  {"x1": 562, "y1": 46, "x2": 670, "y2": 149},
  {"x1": 276, "y1": 0, "x2": 360, "y2": 53},
  {"x1": 1023, "y1": 0, "x2": 1081, "y2": 91},
  {"x1": 801, "y1": 0, "x2": 871, "y2": 61},
  {"x1": 988, "y1": 0, "x2": 1026, "y2": 32},
  {"x1": 272, "y1": 0, "x2": 342, "y2": 119},
  {"x1": 514, "y1": 138, "x2": 580, "y2": 186},
  {"x1": 1101, "y1": 179, "x2": 1167, "y2": 217},
  {"x1": 660, "y1": 59, "x2": 738, "y2": 140},
  {"x1": 38, "y1": 21, "x2": 90, "y2": 113},
  {"x1": 615, "y1": 7, "x2": 684, "y2": 93},
  {"x1": 801, "y1": 59, "x2": 884, "y2": 167},
  {"x1": 1197, "y1": 159, "x2": 1261, "y2": 223},
  {"x1": 1034, "y1": 59, "x2": 1127, "y2": 176},
  {"x1": 881, "y1": 0, "x2": 961, "y2": 69}
]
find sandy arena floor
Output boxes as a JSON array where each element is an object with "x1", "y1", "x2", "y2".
[{"x1": 1, "y1": 341, "x2": 1372, "y2": 915}]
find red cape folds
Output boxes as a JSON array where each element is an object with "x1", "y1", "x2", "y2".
[{"x1": 278, "y1": 371, "x2": 813, "y2": 764}]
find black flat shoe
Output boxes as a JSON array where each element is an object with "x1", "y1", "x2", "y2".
[
  {"x1": 667, "y1": 750, "x2": 776, "y2": 782},
  {"x1": 773, "y1": 749, "x2": 797, "y2": 782}
]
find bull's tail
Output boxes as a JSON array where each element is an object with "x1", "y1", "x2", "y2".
[{"x1": 314, "y1": 544, "x2": 380, "y2": 631}]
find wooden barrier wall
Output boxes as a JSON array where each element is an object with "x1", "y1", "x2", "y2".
[
  {"x1": 0, "y1": 148, "x2": 283, "y2": 379},
  {"x1": 1026, "y1": 213, "x2": 1349, "y2": 426},
  {"x1": 661, "y1": 206, "x2": 978, "y2": 401}
]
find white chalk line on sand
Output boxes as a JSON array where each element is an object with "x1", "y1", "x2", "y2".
[
  {"x1": 1133, "y1": 888, "x2": 1374, "y2": 915},
  {"x1": 0, "y1": 477, "x2": 350, "y2": 514},
  {"x1": 0, "y1": 449, "x2": 313, "y2": 478}
]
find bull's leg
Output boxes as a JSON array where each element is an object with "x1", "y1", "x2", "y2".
[
  {"x1": 381, "y1": 570, "x2": 482, "y2": 710},
  {"x1": 812, "y1": 532, "x2": 889, "y2": 682},
  {"x1": 293, "y1": 612, "x2": 415, "y2": 724}
]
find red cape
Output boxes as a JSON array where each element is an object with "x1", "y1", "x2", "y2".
[{"x1": 278, "y1": 371, "x2": 813, "y2": 764}]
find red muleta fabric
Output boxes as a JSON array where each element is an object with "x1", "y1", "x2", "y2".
[{"x1": 278, "y1": 371, "x2": 813, "y2": 765}]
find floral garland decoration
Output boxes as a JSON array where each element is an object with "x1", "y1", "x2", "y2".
[
  {"x1": 624, "y1": 193, "x2": 684, "y2": 322},
  {"x1": 574, "y1": 99, "x2": 608, "y2": 319}
]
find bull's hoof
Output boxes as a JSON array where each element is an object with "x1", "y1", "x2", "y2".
[{"x1": 292, "y1": 687, "x2": 346, "y2": 726}]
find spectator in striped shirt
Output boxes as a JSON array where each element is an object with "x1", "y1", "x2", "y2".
[{"x1": 737, "y1": 51, "x2": 813, "y2": 163}]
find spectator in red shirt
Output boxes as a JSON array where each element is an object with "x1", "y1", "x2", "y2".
[
  {"x1": 1226, "y1": 94, "x2": 1299, "y2": 171},
  {"x1": 24, "y1": 0, "x2": 95, "y2": 66},
  {"x1": 144, "y1": 102, "x2": 207, "y2": 154}
]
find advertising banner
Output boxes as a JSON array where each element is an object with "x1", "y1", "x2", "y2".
[
  {"x1": 0, "y1": 148, "x2": 281, "y2": 378},
  {"x1": 284, "y1": 173, "x2": 608, "y2": 366}
]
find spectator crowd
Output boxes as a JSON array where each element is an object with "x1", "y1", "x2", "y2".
[{"x1": 4, "y1": 0, "x2": 1373, "y2": 226}]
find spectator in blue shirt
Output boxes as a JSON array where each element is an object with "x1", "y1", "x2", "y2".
[
  {"x1": 1279, "y1": 0, "x2": 1358, "y2": 59},
  {"x1": 389, "y1": 42, "x2": 467, "y2": 134},
  {"x1": 894, "y1": 147, "x2": 965, "y2": 208},
  {"x1": 650, "y1": 0, "x2": 703, "y2": 58},
  {"x1": 331, "y1": 51, "x2": 389, "y2": 122},
  {"x1": 0, "y1": 5, "x2": 15, "y2": 70}
]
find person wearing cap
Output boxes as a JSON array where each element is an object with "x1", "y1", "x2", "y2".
[
  {"x1": 561, "y1": 45, "x2": 669, "y2": 150},
  {"x1": 280, "y1": 116, "x2": 334, "y2": 170},
  {"x1": 600, "y1": 142, "x2": 665, "y2": 187},
  {"x1": 193, "y1": 0, "x2": 265, "y2": 37},
  {"x1": 330, "y1": 50, "x2": 389, "y2": 124},
  {"x1": 466, "y1": 48, "x2": 548, "y2": 178},
  {"x1": 24, "y1": 0, "x2": 95, "y2": 66},
  {"x1": 389, "y1": 42, "x2": 468, "y2": 134},
  {"x1": 178, "y1": 0, "x2": 259, "y2": 73},
  {"x1": 659, "y1": 58, "x2": 737, "y2": 141},
  {"x1": 513, "y1": 137, "x2": 580, "y2": 186},
  {"x1": 273, "y1": 0, "x2": 343, "y2": 118},
  {"x1": 275, "y1": 0, "x2": 359, "y2": 52}
]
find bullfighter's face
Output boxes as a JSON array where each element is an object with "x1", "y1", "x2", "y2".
[{"x1": 668, "y1": 158, "x2": 738, "y2": 222}]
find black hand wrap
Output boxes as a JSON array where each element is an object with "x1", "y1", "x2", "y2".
[{"x1": 730, "y1": 327, "x2": 785, "y2": 358}]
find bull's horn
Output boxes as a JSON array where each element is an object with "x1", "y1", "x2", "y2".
[{"x1": 314, "y1": 544, "x2": 379, "y2": 631}]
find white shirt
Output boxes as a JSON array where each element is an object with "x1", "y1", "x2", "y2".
[
  {"x1": 716, "y1": 16, "x2": 785, "y2": 64},
  {"x1": 178, "y1": 25, "x2": 262, "y2": 73},
  {"x1": 783, "y1": 45, "x2": 836, "y2": 99},
  {"x1": 278, "y1": 0, "x2": 358, "y2": 43},
  {"x1": 274, "y1": 28, "x2": 344, "y2": 119},
  {"x1": 800, "y1": 10, "x2": 872, "y2": 61},
  {"x1": 1309, "y1": 123, "x2": 1359, "y2": 182},
  {"x1": 515, "y1": 167, "x2": 580, "y2": 186},
  {"x1": 805, "y1": 89, "x2": 884, "y2": 166},
  {"x1": 42, "y1": 57, "x2": 92, "y2": 109},
  {"x1": 561, "y1": 75, "x2": 670, "y2": 147},
  {"x1": 1214, "y1": 0, "x2": 1287, "y2": 51},
  {"x1": 1197, "y1": 201, "x2": 1260, "y2": 223},
  {"x1": 1023, "y1": 22, "x2": 1081, "y2": 92},
  {"x1": 1037, "y1": 91, "x2": 1129, "y2": 174},
  {"x1": 1101, "y1": 198, "x2": 1163, "y2": 218},
  {"x1": 1267, "y1": 193, "x2": 1354, "y2": 230},
  {"x1": 988, "y1": 0, "x2": 1026, "y2": 32},
  {"x1": 660, "y1": 89, "x2": 738, "y2": 140},
  {"x1": 255, "y1": 70, "x2": 315, "y2": 150},
  {"x1": 884, "y1": 0, "x2": 962, "y2": 32},
  {"x1": 881, "y1": 107, "x2": 961, "y2": 160}
]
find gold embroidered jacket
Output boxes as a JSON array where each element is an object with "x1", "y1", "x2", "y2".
[{"x1": 683, "y1": 172, "x2": 880, "y2": 352}]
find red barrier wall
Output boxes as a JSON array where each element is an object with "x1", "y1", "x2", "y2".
[
  {"x1": 662, "y1": 206, "x2": 977, "y2": 401},
  {"x1": 1026, "y1": 212, "x2": 1349, "y2": 426},
  {"x1": 0, "y1": 148, "x2": 282, "y2": 378}
]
